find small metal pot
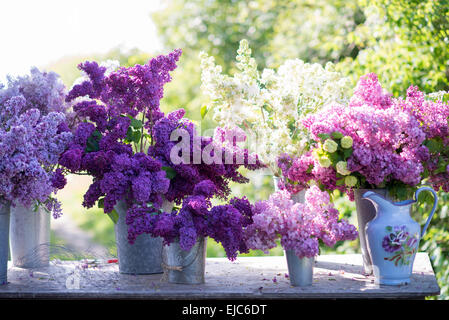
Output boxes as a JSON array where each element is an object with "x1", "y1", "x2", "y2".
[
  {"x1": 0, "y1": 202, "x2": 10, "y2": 285},
  {"x1": 162, "y1": 237, "x2": 207, "y2": 284},
  {"x1": 9, "y1": 204, "x2": 50, "y2": 269},
  {"x1": 285, "y1": 249, "x2": 314, "y2": 287},
  {"x1": 114, "y1": 200, "x2": 168, "y2": 274}
]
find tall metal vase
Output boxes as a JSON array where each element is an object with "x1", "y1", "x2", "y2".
[
  {"x1": 162, "y1": 237, "x2": 207, "y2": 284},
  {"x1": 9, "y1": 204, "x2": 50, "y2": 268},
  {"x1": 273, "y1": 176, "x2": 313, "y2": 285},
  {"x1": 285, "y1": 250, "x2": 314, "y2": 287},
  {"x1": 353, "y1": 189, "x2": 390, "y2": 274},
  {"x1": 114, "y1": 200, "x2": 172, "y2": 274},
  {"x1": 0, "y1": 202, "x2": 10, "y2": 285}
]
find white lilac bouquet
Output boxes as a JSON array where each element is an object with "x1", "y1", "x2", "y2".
[
  {"x1": 200, "y1": 39, "x2": 351, "y2": 175},
  {"x1": 244, "y1": 186, "x2": 358, "y2": 258}
]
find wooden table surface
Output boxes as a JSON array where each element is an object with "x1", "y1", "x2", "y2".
[{"x1": 0, "y1": 253, "x2": 440, "y2": 299}]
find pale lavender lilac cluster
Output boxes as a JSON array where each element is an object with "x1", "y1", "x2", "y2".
[
  {"x1": 0, "y1": 68, "x2": 73, "y2": 217},
  {"x1": 244, "y1": 186, "x2": 358, "y2": 258}
]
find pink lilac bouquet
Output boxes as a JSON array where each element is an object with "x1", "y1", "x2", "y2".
[
  {"x1": 0, "y1": 68, "x2": 73, "y2": 217},
  {"x1": 59, "y1": 50, "x2": 263, "y2": 260},
  {"x1": 278, "y1": 73, "x2": 431, "y2": 200},
  {"x1": 395, "y1": 87, "x2": 449, "y2": 192},
  {"x1": 244, "y1": 186, "x2": 358, "y2": 258}
]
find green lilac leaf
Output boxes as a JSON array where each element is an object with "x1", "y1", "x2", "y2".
[
  {"x1": 332, "y1": 131, "x2": 344, "y2": 139},
  {"x1": 162, "y1": 166, "x2": 177, "y2": 179},
  {"x1": 201, "y1": 105, "x2": 208, "y2": 119},
  {"x1": 130, "y1": 118, "x2": 143, "y2": 129},
  {"x1": 107, "y1": 210, "x2": 119, "y2": 224}
]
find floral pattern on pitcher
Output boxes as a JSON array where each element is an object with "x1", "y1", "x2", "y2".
[{"x1": 382, "y1": 225, "x2": 419, "y2": 267}]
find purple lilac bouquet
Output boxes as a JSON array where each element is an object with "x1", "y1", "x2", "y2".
[
  {"x1": 244, "y1": 186, "x2": 358, "y2": 258},
  {"x1": 59, "y1": 50, "x2": 183, "y2": 221},
  {"x1": 59, "y1": 50, "x2": 263, "y2": 260},
  {"x1": 278, "y1": 73, "x2": 431, "y2": 200},
  {"x1": 0, "y1": 68, "x2": 73, "y2": 217}
]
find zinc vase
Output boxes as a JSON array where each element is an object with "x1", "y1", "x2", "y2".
[
  {"x1": 114, "y1": 200, "x2": 173, "y2": 274},
  {"x1": 274, "y1": 176, "x2": 313, "y2": 285},
  {"x1": 363, "y1": 186, "x2": 438, "y2": 285},
  {"x1": 284, "y1": 250, "x2": 314, "y2": 287},
  {"x1": 162, "y1": 237, "x2": 207, "y2": 284},
  {"x1": 9, "y1": 203, "x2": 50, "y2": 268},
  {"x1": 0, "y1": 201, "x2": 10, "y2": 285},
  {"x1": 353, "y1": 189, "x2": 390, "y2": 274}
]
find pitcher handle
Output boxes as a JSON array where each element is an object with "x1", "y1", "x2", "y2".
[{"x1": 414, "y1": 186, "x2": 438, "y2": 239}]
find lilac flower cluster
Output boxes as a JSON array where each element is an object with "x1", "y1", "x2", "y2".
[
  {"x1": 277, "y1": 152, "x2": 315, "y2": 194},
  {"x1": 244, "y1": 186, "x2": 358, "y2": 258},
  {"x1": 66, "y1": 49, "x2": 182, "y2": 122},
  {"x1": 281, "y1": 73, "x2": 430, "y2": 199},
  {"x1": 148, "y1": 110, "x2": 263, "y2": 204},
  {"x1": 395, "y1": 86, "x2": 449, "y2": 192},
  {"x1": 59, "y1": 50, "x2": 263, "y2": 260},
  {"x1": 59, "y1": 50, "x2": 181, "y2": 224},
  {"x1": 0, "y1": 68, "x2": 73, "y2": 217},
  {"x1": 1, "y1": 67, "x2": 73, "y2": 117}
]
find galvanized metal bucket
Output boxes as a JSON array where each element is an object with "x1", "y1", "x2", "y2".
[
  {"x1": 114, "y1": 200, "x2": 168, "y2": 274},
  {"x1": 285, "y1": 249, "x2": 314, "y2": 287},
  {"x1": 0, "y1": 202, "x2": 10, "y2": 285},
  {"x1": 162, "y1": 237, "x2": 207, "y2": 284},
  {"x1": 9, "y1": 204, "x2": 50, "y2": 269}
]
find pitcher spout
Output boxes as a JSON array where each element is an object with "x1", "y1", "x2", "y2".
[{"x1": 362, "y1": 191, "x2": 397, "y2": 211}]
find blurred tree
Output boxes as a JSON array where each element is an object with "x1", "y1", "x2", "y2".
[
  {"x1": 338, "y1": 0, "x2": 449, "y2": 95},
  {"x1": 153, "y1": 0, "x2": 285, "y2": 126},
  {"x1": 153, "y1": 0, "x2": 363, "y2": 68},
  {"x1": 153, "y1": 0, "x2": 284, "y2": 71},
  {"x1": 47, "y1": 46, "x2": 152, "y2": 88},
  {"x1": 267, "y1": 0, "x2": 364, "y2": 66},
  {"x1": 416, "y1": 192, "x2": 449, "y2": 300},
  {"x1": 152, "y1": 0, "x2": 364, "y2": 126}
]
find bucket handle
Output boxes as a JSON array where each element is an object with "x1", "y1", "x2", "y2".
[
  {"x1": 414, "y1": 186, "x2": 438, "y2": 239},
  {"x1": 161, "y1": 238, "x2": 203, "y2": 272}
]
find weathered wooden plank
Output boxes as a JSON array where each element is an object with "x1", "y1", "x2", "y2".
[{"x1": 0, "y1": 253, "x2": 440, "y2": 299}]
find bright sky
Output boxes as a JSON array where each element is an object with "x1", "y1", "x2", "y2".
[{"x1": 0, "y1": 0, "x2": 164, "y2": 82}]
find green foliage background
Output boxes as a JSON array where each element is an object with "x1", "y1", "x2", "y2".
[{"x1": 48, "y1": 0, "x2": 449, "y2": 299}]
